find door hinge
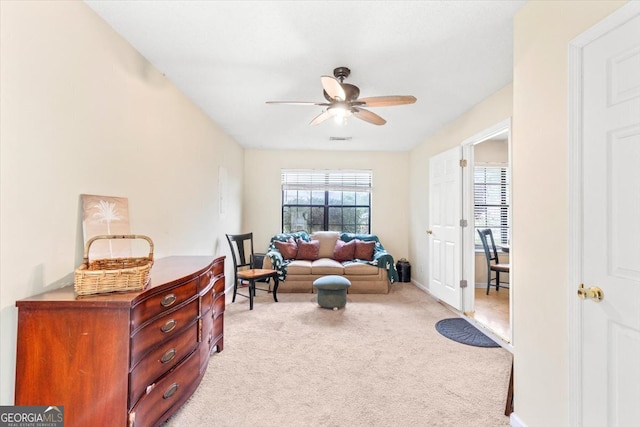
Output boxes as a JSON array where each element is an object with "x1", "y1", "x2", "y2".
[
  {"x1": 460, "y1": 279, "x2": 468, "y2": 288},
  {"x1": 460, "y1": 159, "x2": 467, "y2": 167},
  {"x1": 459, "y1": 219, "x2": 468, "y2": 227}
]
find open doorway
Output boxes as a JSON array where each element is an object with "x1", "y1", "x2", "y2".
[{"x1": 461, "y1": 120, "x2": 512, "y2": 344}]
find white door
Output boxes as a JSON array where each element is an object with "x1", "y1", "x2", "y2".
[
  {"x1": 428, "y1": 147, "x2": 462, "y2": 310},
  {"x1": 581, "y1": 10, "x2": 640, "y2": 426}
]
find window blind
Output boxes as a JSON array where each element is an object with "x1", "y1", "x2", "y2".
[
  {"x1": 281, "y1": 169, "x2": 372, "y2": 192},
  {"x1": 474, "y1": 166, "x2": 510, "y2": 245}
]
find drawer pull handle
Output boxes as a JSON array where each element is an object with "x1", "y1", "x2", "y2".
[
  {"x1": 161, "y1": 348, "x2": 177, "y2": 364},
  {"x1": 163, "y1": 383, "x2": 178, "y2": 399},
  {"x1": 161, "y1": 319, "x2": 177, "y2": 333},
  {"x1": 161, "y1": 294, "x2": 177, "y2": 307}
]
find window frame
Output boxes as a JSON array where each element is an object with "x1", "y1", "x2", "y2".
[{"x1": 281, "y1": 169, "x2": 372, "y2": 234}]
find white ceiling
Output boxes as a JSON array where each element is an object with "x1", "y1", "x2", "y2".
[{"x1": 85, "y1": 0, "x2": 526, "y2": 152}]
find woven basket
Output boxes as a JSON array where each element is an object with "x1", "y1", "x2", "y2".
[{"x1": 74, "y1": 234, "x2": 154, "y2": 296}]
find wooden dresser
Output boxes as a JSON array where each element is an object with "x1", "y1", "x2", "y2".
[{"x1": 14, "y1": 256, "x2": 225, "y2": 427}]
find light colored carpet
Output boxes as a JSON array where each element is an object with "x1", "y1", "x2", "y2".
[{"x1": 164, "y1": 283, "x2": 512, "y2": 427}]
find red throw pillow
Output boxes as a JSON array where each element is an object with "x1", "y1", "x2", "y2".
[
  {"x1": 333, "y1": 239, "x2": 356, "y2": 262},
  {"x1": 296, "y1": 239, "x2": 320, "y2": 261},
  {"x1": 274, "y1": 238, "x2": 298, "y2": 260},
  {"x1": 354, "y1": 240, "x2": 376, "y2": 261}
]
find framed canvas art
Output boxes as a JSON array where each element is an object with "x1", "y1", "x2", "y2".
[{"x1": 81, "y1": 194, "x2": 131, "y2": 259}]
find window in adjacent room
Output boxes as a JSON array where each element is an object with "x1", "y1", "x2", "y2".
[
  {"x1": 281, "y1": 169, "x2": 372, "y2": 233},
  {"x1": 474, "y1": 165, "x2": 510, "y2": 247}
]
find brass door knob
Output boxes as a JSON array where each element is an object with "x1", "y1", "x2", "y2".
[
  {"x1": 577, "y1": 283, "x2": 604, "y2": 302},
  {"x1": 426, "y1": 230, "x2": 433, "y2": 235}
]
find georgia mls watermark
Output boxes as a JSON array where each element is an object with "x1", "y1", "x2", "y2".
[{"x1": 0, "y1": 406, "x2": 64, "y2": 427}]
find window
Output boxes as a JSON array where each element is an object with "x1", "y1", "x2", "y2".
[
  {"x1": 474, "y1": 166, "x2": 510, "y2": 247},
  {"x1": 281, "y1": 169, "x2": 372, "y2": 233}
]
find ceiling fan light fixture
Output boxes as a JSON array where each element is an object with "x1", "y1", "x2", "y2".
[
  {"x1": 333, "y1": 106, "x2": 351, "y2": 124},
  {"x1": 267, "y1": 67, "x2": 416, "y2": 127}
]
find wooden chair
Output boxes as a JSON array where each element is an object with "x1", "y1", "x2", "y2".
[
  {"x1": 225, "y1": 233, "x2": 279, "y2": 310},
  {"x1": 477, "y1": 229, "x2": 510, "y2": 295}
]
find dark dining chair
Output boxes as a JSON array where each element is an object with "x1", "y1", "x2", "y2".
[
  {"x1": 477, "y1": 229, "x2": 510, "y2": 295},
  {"x1": 225, "y1": 232, "x2": 278, "y2": 310}
]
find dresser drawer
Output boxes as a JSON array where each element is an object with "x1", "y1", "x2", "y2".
[
  {"x1": 198, "y1": 267, "x2": 214, "y2": 292},
  {"x1": 212, "y1": 315, "x2": 223, "y2": 348},
  {"x1": 129, "y1": 350, "x2": 201, "y2": 427},
  {"x1": 213, "y1": 274, "x2": 225, "y2": 295},
  {"x1": 200, "y1": 283, "x2": 214, "y2": 317},
  {"x1": 213, "y1": 292, "x2": 225, "y2": 318},
  {"x1": 212, "y1": 259, "x2": 224, "y2": 277},
  {"x1": 131, "y1": 279, "x2": 198, "y2": 333},
  {"x1": 129, "y1": 322, "x2": 198, "y2": 409},
  {"x1": 130, "y1": 298, "x2": 198, "y2": 368},
  {"x1": 199, "y1": 311, "x2": 214, "y2": 368}
]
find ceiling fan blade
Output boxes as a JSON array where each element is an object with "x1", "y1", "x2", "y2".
[
  {"x1": 321, "y1": 76, "x2": 346, "y2": 101},
  {"x1": 266, "y1": 101, "x2": 330, "y2": 106},
  {"x1": 309, "y1": 109, "x2": 337, "y2": 126},
  {"x1": 352, "y1": 107, "x2": 386, "y2": 126},
  {"x1": 358, "y1": 95, "x2": 417, "y2": 107}
]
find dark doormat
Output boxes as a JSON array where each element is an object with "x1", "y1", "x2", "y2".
[{"x1": 435, "y1": 318, "x2": 500, "y2": 348}]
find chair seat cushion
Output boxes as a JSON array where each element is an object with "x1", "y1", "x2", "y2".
[{"x1": 491, "y1": 263, "x2": 510, "y2": 273}]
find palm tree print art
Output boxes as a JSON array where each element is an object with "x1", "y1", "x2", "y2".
[
  {"x1": 81, "y1": 194, "x2": 131, "y2": 259},
  {"x1": 93, "y1": 200, "x2": 122, "y2": 257}
]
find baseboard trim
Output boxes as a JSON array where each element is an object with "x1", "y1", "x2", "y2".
[
  {"x1": 510, "y1": 412, "x2": 527, "y2": 427},
  {"x1": 411, "y1": 279, "x2": 429, "y2": 294},
  {"x1": 411, "y1": 280, "x2": 442, "y2": 303}
]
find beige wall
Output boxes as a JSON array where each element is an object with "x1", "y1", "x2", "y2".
[
  {"x1": 409, "y1": 84, "x2": 513, "y2": 288},
  {"x1": 0, "y1": 1, "x2": 244, "y2": 404},
  {"x1": 512, "y1": 1, "x2": 627, "y2": 426},
  {"x1": 474, "y1": 139, "x2": 508, "y2": 164},
  {"x1": 243, "y1": 150, "x2": 410, "y2": 260}
]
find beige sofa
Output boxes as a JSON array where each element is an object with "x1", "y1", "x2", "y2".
[{"x1": 264, "y1": 231, "x2": 398, "y2": 294}]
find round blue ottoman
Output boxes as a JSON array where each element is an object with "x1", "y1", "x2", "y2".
[{"x1": 313, "y1": 275, "x2": 351, "y2": 310}]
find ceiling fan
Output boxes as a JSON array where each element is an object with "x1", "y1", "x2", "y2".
[{"x1": 266, "y1": 67, "x2": 417, "y2": 126}]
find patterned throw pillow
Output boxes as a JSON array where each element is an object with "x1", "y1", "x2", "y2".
[
  {"x1": 333, "y1": 239, "x2": 356, "y2": 262},
  {"x1": 274, "y1": 238, "x2": 298, "y2": 260},
  {"x1": 354, "y1": 239, "x2": 376, "y2": 261},
  {"x1": 296, "y1": 239, "x2": 320, "y2": 261}
]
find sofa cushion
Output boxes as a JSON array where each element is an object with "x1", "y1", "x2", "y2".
[
  {"x1": 287, "y1": 260, "x2": 312, "y2": 274},
  {"x1": 311, "y1": 231, "x2": 340, "y2": 258},
  {"x1": 333, "y1": 239, "x2": 356, "y2": 262},
  {"x1": 354, "y1": 239, "x2": 376, "y2": 261},
  {"x1": 296, "y1": 239, "x2": 320, "y2": 261},
  {"x1": 274, "y1": 238, "x2": 298, "y2": 260},
  {"x1": 310, "y1": 258, "x2": 344, "y2": 275},
  {"x1": 344, "y1": 261, "x2": 380, "y2": 275}
]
